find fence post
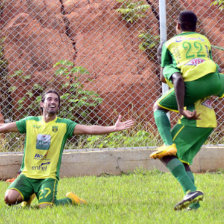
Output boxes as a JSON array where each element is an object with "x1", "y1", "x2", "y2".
[{"x1": 159, "y1": 0, "x2": 169, "y2": 95}]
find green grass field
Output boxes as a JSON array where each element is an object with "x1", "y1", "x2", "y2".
[{"x1": 0, "y1": 170, "x2": 224, "y2": 224}]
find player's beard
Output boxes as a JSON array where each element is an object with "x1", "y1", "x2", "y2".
[{"x1": 47, "y1": 107, "x2": 59, "y2": 116}]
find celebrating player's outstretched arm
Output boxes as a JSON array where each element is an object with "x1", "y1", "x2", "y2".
[
  {"x1": 74, "y1": 114, "x2": 135, "y2": 135},
  {"x1": 0, "y1": 122, "x2": 18, "y2": 133}
]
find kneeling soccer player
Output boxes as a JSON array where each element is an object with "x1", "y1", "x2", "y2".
[{"x1": 3, "y1": 88, "x2": 135, "y2": 208}]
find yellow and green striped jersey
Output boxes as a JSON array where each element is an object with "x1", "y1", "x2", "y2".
[
  {"x1": 178, "y1": 98, "x2": 217, "y2": 128},
  {"x1": 16, "y1": 116, "x2": 77, "y2": 180},
  {"x1": 162, "y1": 32, "x2": 218, "y2": 82}
]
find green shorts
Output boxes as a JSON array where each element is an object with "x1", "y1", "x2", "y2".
[
  {"x1": 172, "y1": 124, "x2": 213, "y2": 164},
  {"x1": 157, "y1": 72, "x2": 223, "y2": 111},
  {"x1": 8, "y1": 174, "x2": 58, "y2": 206},
  {"x1": 218, "y1": 73, "x2": 224, "y2": 97}
]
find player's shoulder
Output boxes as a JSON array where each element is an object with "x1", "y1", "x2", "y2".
[
  {"x1": 19, "y1": 116, "x2": 41, "y2": 121},
  {"x1": 164, "y1": 35, "x2": 180, "y2": 47},
  {"x1": 166, "y1": 32, "x2": 210, "y2": 46},
  {"x1": 193, "y1": 32, "x2": 210, "y2": 40}
]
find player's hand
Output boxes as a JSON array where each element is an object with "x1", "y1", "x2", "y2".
[
  {"x1": 180, "y1": 109, "x2": 200, "y2": 120},
  {"x1": 114, "y1": 115, "x2": 135, "y2": 131}
]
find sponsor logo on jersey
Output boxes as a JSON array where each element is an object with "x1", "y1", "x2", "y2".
[
  {"x1": 175, "y1": 36, "x2": 205, "y2": 43},
  {"x1": 185, "y1": 58, "x2": 205, "y2": 66},
  {"x1": 175, "y1": 37, "x2": 184, "y2": 42},
  {"x1": 202, "y1": 99, "x2": 213, "y2": 109},
  {"x1": 36, "y1": 134, "x2": 51, "y2": 150},
  {"x1": 32, "y1": 162, "x2": 50, "y2": 171},
  {"x1": 34, "y1": 153, "x2": 49, "y2": 160},
  {"x1": 52, "y1": 126, "x2": 58, "y2": 132}
]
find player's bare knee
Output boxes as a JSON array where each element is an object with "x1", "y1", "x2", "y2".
[
  {"x1": 4, "y1": 190, "x2": 22, "y2": 205},
  {"x1": 4, "y1": 194, "x2": 16, "y2": 205}
]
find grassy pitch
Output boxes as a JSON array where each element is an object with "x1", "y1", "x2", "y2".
[{"x1": 0, "y1": 169, "x2": 224, "y2": 224}]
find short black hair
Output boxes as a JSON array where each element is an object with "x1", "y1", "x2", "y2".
[
  {"x1": 178, "y1": 10, "x2": 197, "y2": 31},
  {"x1": 40, "y1": 89, "x2": 61, "y2": 112}
]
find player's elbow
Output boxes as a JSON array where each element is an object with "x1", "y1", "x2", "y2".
[{"x1": 172, "y1": 72, "x2": 183, "y2": 83}]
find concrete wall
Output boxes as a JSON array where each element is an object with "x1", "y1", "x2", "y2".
[{"x1": 0, "y1": 146, "x2": 224, "y2": 180}]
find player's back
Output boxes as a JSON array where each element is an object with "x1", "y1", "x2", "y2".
[{"x1": 164, "y1": 32, "x2": 217, "y2": 81}]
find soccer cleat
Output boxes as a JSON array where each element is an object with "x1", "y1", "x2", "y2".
[
  {"x1": 21, "y1": 193, "x2": 36, "y2": 207},
  {"x1": 66, "y1": 192, "x2": 87, "y2": 205},
  {"x1": 174, "y1": 190, "x2": 204, "y2": 211},
  {"x1": 150, "y1": 144, "x2": 177, "y2": 159}
]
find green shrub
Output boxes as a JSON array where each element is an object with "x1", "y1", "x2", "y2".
[
  {"x1": 9, "y1": 60, "x2": 103, "y2": 124},
  {"x1": 138, "y1": 32, "x2": 159, "y2": 58},
  {"x1": 85, "y1": 130, "x2": 157, "y2": 148},
  {"x1": 116, "y1": 0, "x2": 150, "y2": 24},
  {"x1": 211, "y1": 0, "x2": 224, "y2": 10}
]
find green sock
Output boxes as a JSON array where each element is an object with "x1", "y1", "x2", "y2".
[
  {"x1": 154, "y1": 110, "x2": 173, "y2": 145},
  {"x1": 186, "y1": 170, "x2": 194, "y2": 184},
  {"x1": 166, "y1": 158, "x2": 197, "y2": 193},
  {"x1": 55, "y1": 198, "x2": 72, "y2": 206},
  {"x1": 186, "y1": 170, "x2": 200, "y2": 209}
]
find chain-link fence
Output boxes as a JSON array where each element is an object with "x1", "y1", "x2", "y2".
[{"x1": 0, "y1": 0, "x2": 224, "y2": 151}]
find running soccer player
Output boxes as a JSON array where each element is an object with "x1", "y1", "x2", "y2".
[
  {"x1": 162, "y1": 97, "x2": 216, "y2": 210},
  {"x1": 151, "y1": 10, "x2": 224, "y2": 159},
  {"x1": 3, "y1": 89, "x2": 135, "y2": 208},
  {"x1": 150, "y1": 39, "x2": 224, "y2": 210}
]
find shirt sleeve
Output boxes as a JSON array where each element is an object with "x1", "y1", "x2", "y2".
[
  {"x1": 161, "y1": 43, "x2": 173, "y2": 68},
  {"x1": 218, "y1": 73, "x2": 224, "y2": 98},
  {"x1": 16, "y1": 118, "x2": 27, "y2": 133},
  {"x1": 65, "y1": 119, "x2": 77, "y2": 138},
  {"x1": 163, "y1": 65, "x2": 181, "y2": 81}
]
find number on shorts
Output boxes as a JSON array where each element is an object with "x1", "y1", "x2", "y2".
[{"x1": 39, "y1": 188, "x2": 51, "y2": 200}]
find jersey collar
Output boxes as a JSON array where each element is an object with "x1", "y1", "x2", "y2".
[{"x1": 40, "y1": 116, "x2": 58, "y2": 124}]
